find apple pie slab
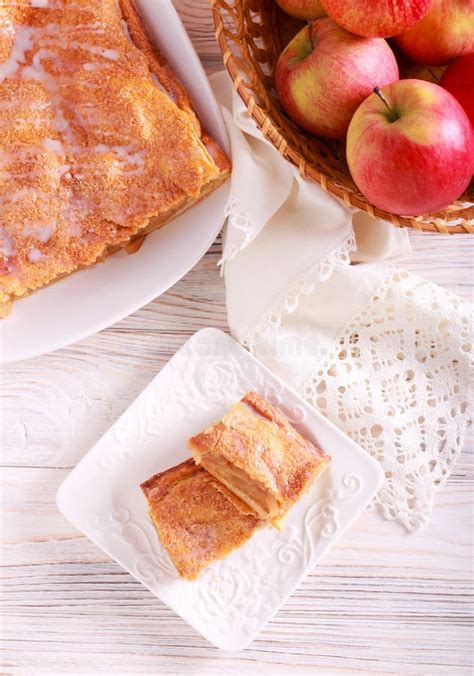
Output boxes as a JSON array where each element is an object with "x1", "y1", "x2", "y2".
[
  {"x1": 0, "y1": 0, "x2": 229, "y2": 363},
  {"x1": 57, "y1": 328, "x2": 383, "y2": 650}
]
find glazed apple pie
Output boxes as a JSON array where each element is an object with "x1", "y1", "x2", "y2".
[
  {"x1": 0, "y1": 0, "x2": 230, "y2": 316},
  {"x1": 189, "y1": 391, "x2": 331, "y2": 525},
  {"x1": 141, "y1": 459, "x2": 263, "y2": 581}
]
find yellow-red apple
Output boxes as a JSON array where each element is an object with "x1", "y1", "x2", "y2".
[
  {"x1": 275, "y1": 19, "x2": 399, "y2": 139},
  {"x1": 440, "y1": 54, "x2": 474, "y2": 126},
  {"x1": 320, "y1": 0, "x2": 433, "y2": 37},
  {"x1": 276, "y1": 0, "x2": 326, "y2": 20},
  {"x1": 347, "y1": 80, "x2": 473, "y2": 215},
  {"x1": 394, "y1": 0, "x2": 474, "y2": 66}
]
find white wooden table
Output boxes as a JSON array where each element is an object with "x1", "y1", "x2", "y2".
[{"x1": 2, "y1": 3, "x2": 473, "y2": 673}]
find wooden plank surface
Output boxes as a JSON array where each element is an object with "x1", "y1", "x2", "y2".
[{"x1": 1, "y1": 1, "x2": 473, "y2": 673}]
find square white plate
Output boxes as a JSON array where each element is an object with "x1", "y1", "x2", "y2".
[{"x1": 57, "y1": 328, "x2": 383, "y2": 651}]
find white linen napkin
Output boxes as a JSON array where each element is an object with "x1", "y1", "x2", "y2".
[{"x1": 210, "y1": 72, "x2": 473, "y2": 531}]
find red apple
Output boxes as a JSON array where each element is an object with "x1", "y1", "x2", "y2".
[
  {"x1": 347, "y1": 80, "x2": 473, "y2": 215},
  {"x1": 320, "y1": 0, "x2": 433, "y2": 37},
  {"x1": 394, "y1": 0, "x2": 474, "y2": 66},
  {"x1": 440, "y1": 54, "x2": 474, "y2": 126},
  {"x1": 275, "y1": 19, "x2": 399, "y2": 139},
  {"x1": 275, "y1": 0, "x2": 326, "y2": 20}
]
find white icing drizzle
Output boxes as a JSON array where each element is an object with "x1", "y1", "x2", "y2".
[
  {"x1": 22, "y1": 47, "x2": 58, "y2": 81},
  {"x1": 68, "y1": 41, "x2": 119, "y2": 60},
  {"x1": 0, "y1": 99, "x2": 50, "y2": 111},
  {"x1": 0, "y1": 26, "x2": 33, "y2": 83},
  {"x1": 0, "y1": 228, "x2": 16, "y2": 256},
  {"x1": 22, "y1": 221, "x2": 57, "y2": 243},
  {"x1": 82, "y1": 62, "x2": 108, "y2": 71},
  {"x1": 31, "y1": 0, "x2": 49, "y2": 7},
  {"x1": 27, "y1": 247, "x2": 44, "y2": 262},
  {"x1": 0, "y1": 143, "x2": 70, "y2": 184},
  {"x1": 42, "y1": 137, "x2": 64, "y2": 154},
  {"x1": 0, "y1": 187, "x2": 51, "y2": 205},
  {"x1": 93, "y1": 143, "x2": 146, "y2": 173}
]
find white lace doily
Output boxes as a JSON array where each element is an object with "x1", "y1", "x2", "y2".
[{"x1": 303, "y1": 268, "x2": 473, "y2": 531}]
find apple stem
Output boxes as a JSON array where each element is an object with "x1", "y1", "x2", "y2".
[
  {"x1": 306, "y1": 20, "x2": 314, "y2": 49},
  {"x1": 374, "y1": 86, "x2": 392, "y2": 113}
]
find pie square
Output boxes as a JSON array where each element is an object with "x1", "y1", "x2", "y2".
[
  {"x1": 188, "y1": 390, "x2": 331, "y2": 524},
  {"x1": 141, "y1": 458, "x2": 263, "y2": 580}
]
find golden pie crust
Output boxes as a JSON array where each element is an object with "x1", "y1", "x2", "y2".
[
  {"x1": 0, "y1": 0, "x2": 230, "y2": 316},
  {"x1": 189, "y1": 391, "x2": 331, "y2": 523},
  {"x1": 141, "y1": 459, "x2": 262, "y2": 581}
]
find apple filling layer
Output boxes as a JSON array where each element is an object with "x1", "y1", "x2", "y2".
[{"x1": 190, "y1": 442, "x2": 281, "y2": 521}]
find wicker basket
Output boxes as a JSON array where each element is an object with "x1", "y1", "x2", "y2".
[{"x1": 212, "y1": 0, "x2": 474, "y2": 234}]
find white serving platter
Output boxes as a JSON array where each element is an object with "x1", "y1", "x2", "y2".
[
  {"x1": 57, "y1": 328, "x2": 384, "y2": 651},
  {"x1": 0, "y1": 0, "x2": 229, "y2": 363}
]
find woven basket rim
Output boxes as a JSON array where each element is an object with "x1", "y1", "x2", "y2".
[{"x1": 211, "y1": 0, "x2": 474, "y2": 234}]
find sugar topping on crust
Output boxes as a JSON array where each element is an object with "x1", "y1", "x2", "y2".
[{"x1": 141, "y1": 459, "x2": 262, "y2": 580}]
